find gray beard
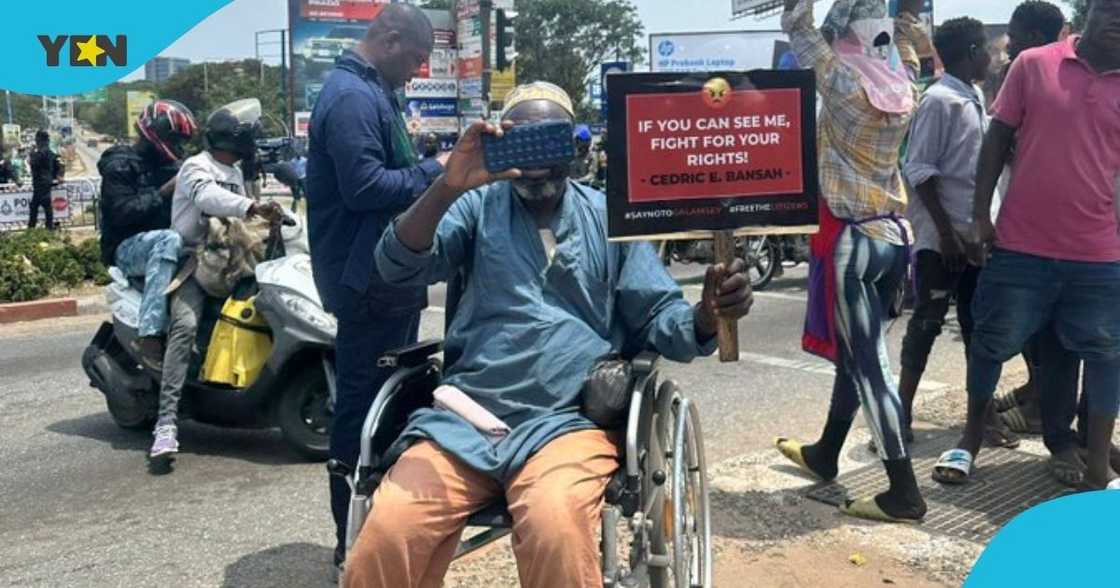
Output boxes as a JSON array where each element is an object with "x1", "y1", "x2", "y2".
[{"x1": 512, "y1": 178, "x2": 566, "y2": 202}]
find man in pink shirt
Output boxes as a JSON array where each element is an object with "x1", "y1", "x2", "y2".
[{"x1": 933, "y1": 0, "x2": 1120, "y2": 490}]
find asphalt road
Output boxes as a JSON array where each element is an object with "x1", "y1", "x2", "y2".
[{"x1": 0, "y1": 264, "x2": 975, "y2": 587}]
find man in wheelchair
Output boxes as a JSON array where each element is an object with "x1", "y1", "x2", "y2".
[{"x1": 339, "y1": 82, "x2": 753, "y2": 587}]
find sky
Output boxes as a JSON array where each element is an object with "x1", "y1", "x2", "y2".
[{"x1": 126, "y1": 0, "x2": 1075, "y2": 79}]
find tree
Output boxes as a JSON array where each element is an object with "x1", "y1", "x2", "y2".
[
  {"x1": 1065, "y1": 0, "x2": 1088, "y2": 31},
  {"x1": 514, "y1": 0, "x2": 644, "y2": 122}
]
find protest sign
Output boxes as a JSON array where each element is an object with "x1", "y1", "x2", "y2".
[
  {"x1": 606, "y1": 71, "x2": 818, "y2": 241},
  {"x1": 607, "y1": 70, "x2": 818, "y2": 361}
]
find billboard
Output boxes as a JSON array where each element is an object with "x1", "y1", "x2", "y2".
[
  {"x1": 289, "y1": 1, "x2": 460, "y2": 138},
  {"x1": 650, "y1": 31, "x2": 788, "y2": 73},
  {"x1": 125, "y1": 91, "x2": 156, "y2": 139},
  {"x1": 2, "y1": 124, "x2": 20, "y2": 149}
]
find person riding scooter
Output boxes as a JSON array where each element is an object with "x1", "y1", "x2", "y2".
[
  {"x1": 98, "y1": 99, "x2": 199, "y2": 371},
  {"x1": 153, "y1": 98, "x2": 284, "y2": 460}
]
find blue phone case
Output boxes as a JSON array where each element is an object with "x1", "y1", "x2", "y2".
[{"x1": 482, "y1": 121, "x2": 575, "y2": 173}]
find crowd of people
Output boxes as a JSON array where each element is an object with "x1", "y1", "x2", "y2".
[
  {"x1": 65, "y1": 0, "x2": 1117, "y2": 585},
  {"x1": 777, "y1": 0, "x2": 1120, "y2": 525}
]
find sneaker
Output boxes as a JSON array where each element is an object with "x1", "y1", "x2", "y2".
[
  {"x1": 150, "y1": 423, "x2": 179, "y2": 458},
  {"x1": 131, "y1": 337, "x2": 164, "y2": 372}
]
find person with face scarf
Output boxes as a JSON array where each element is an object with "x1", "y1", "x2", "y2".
[
  {"x1": 344, "y1": 82, "x2": 754, "y2": 588},
  {"x1": 774, "y1": 0, "x2": 931, "y2": 524}
]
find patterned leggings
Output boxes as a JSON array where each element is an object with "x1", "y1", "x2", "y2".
[{"x1": 829, "y1": 227, "x2": 909, "y2": 460}]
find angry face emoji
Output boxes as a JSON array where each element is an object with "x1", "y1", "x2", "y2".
[{"x1": 702, "y1": 77, "x2": 732, "y2": 109}]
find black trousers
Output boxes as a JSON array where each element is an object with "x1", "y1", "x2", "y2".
[
  {"x1": 900, "y1": 250, "x2": 980, "y2": 374},
  {"x1": 27, "y1": 188, "x2": 53, "y2": 230}
]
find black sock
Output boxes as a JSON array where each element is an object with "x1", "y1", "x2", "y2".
[
  {"x1": 875, "y1": 458, "x2": 927, "y2": 520},
  {"x1": 801, "y1": 418, "x2": 853, "y2": 481}
]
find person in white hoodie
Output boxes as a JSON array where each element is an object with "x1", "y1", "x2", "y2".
[{"x1": 151, "y1": 98, "x2": 283, "y2": 461}]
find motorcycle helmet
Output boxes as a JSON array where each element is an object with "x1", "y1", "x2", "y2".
[
  {"x1": 137, "y1": 99, "x2": 198, "y2": 163},
  {"x1": 205, "y1": 98, "x2": 263, "y2": 160}
]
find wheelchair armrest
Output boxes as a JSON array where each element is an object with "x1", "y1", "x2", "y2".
[
  {"x1": 378, "y1": 339, "x2": 444, "y2": 369},
  {"x1": 630, "y1": 351, "x2": 660, "y2": 378}
]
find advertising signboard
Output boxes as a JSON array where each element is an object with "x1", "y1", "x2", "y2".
[
  {"x1": 294, "y1": 112, "x2": 311, "y2": 138},
  {"x1": 290, "y1": 1, "x2": 460, "y2": 136},
  {"x1": 600, "y1": 61, "x2": 630, "y2": 119},
  {"x1": 125, "y1": 91, "x2": 156, "y2": 139},
  {"x1": 650, "y1": 31, "x2": 788, "y2": 73},
  {"x1": 2, "y1": 124, "x2": 20, "y2": 149},
  {"x1": 606, "y1": 71, "x2": 818, "y2": 240},
  {"x1": 406, "y1": 78, "x2": 459, "y2": 99}
]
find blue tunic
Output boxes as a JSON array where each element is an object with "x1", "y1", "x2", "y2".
[{"x1": 375, "y1": 181, "x2": 716, "y2": 481}]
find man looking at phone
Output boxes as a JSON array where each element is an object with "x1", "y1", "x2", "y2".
[
  {"x1": 303, "y1": 3, "x2": 446, "y2": 574},
  {"x1": 339, "y1": 82, "x2": 754, "y2": 588}
]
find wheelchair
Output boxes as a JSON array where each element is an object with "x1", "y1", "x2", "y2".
[{"x1": 328, "y1": 273, "x2": 713, "y2": 587}]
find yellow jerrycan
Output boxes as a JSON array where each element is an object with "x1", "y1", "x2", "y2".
[{"x1": 200, "y1": 296, "x2": 273, "y2": 388}]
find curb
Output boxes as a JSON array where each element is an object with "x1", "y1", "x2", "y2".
[{"x1": 0, "y1": 298, "x2": 79, "y2": 324}]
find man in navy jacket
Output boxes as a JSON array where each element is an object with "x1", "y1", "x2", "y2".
[{"x1": 305, "y1": 4, "x2": 445, "y2": 569}]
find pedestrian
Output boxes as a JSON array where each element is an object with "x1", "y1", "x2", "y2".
[
  {"x1": 418, "y1": 132, "x2": 440, "y2": 159},
  {"x1": 774, "y1": 0, "x2": 931, "y2": 524},
  {"x1": 303, "y1": 3, "x2": 445, "y2": 577},
  {"x1": 988, "y1": 0, "x2": 1074, "y2": 436},
  {"x1": 933, "y1": 0, "x2": 1120, "y2": 491},
  {"x1": 28, "y1": 130, "x2": 63, "y2": 230},
  {"x1": 895, "y1": 17, "x2": 1020, "y2": 451},
  {"x1": 0, "y1": 147, "x2": 18, "y2": 186},
  {"x1": 289, "y1": 151, "x2": 307, "y2": 213},
  {"x1": 568, "y1": 124, "x2": 597, "y2": 184}
]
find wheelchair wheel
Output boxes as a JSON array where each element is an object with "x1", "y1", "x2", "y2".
[{"x1": 648, "y1": 381, "x2": 712, "y2": 588}]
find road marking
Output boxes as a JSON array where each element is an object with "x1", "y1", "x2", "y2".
[
  {"x1": 738, "y1": 351, "x2": 951, "y2": 392},
  {"x1": 683, "y1": 284, "x2": 806, "y2": 302}
]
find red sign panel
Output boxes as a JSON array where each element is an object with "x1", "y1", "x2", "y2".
[
  {"x1": 625, "y1": 88, "x2": 803, "y2": 203},
  {"x1": 301, "y1": 0, "x2": 385, "y2": 21},
  {"x1": 458, "y1": 56, "x2": 483, "y2": 78}
]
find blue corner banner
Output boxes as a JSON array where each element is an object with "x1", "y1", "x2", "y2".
[
  {"x1": 965, "y1": 491, "x2": 1120, "y2": 587},
  {"x1": 0, "y1": 0, "x2": 233, "y2": 95}
]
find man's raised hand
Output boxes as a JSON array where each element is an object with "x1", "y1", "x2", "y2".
[{"x1": 441, "y1": 121, "x2": 522, "y2": 195}]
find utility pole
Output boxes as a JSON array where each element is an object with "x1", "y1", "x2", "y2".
[{"x1": 481, "y1": 0, "x2": 493, "y2": 119}]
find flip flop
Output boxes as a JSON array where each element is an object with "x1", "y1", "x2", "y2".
[
  {"x1": 998, "y1": 405, "x2": 1042, "y2": 435},
  {"x1": 774, "y1": 437, "x2": 823, "y2": 481},
  {"x1": 932, "y1": 448, "x2": 974, "y2": 485},
  {"x1": 839, "y1": 497, "x2": 922, "y2": 524},
  {"x1": 983, "y1": 421, "x2": 1021, "y2": 449},
  {"x1": 1076, "y1": 446, "x2": 1120, "y2": 478},
  {"x1": 1048, "y1": 452, "x2": 1086, "y2": 488},
  {"x1": 992, "y1": 391, "x2": 1020, "y2": 412}
]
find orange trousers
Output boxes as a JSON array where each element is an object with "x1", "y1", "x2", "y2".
[{"x1": 344, "y1": 429, "x2": 620, "y2": 588}]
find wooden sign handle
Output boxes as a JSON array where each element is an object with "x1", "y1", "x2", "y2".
[{"x1": 712, "y1": 230, "x2": 740, "y2": 363}]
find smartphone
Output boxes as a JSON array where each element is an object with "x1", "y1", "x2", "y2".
[{"x1": 482, "y1": 121, "x2": 576, "y2": 174}]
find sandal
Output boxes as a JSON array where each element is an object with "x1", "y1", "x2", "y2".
[
  {"x1": 983, "y1": 421, "x2": 1021, "y2": 449},
  {"x1": 775, "y1": 437, "x2": 825, "y2": 481},
  {"x1": 839, "y1": 497, "x2": 922, "y2": 524},
  {"x1": 1048, "y1": 452, "x2": 1086, "y2": 488},
  {"x1": 932, "y1": 448, "x2": 974, "y2": 485},
  {"x1": 999, "y1": 404, "x2": 1042, "y2": 435}
]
